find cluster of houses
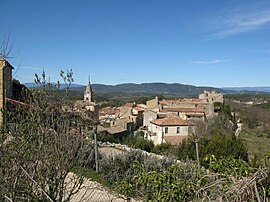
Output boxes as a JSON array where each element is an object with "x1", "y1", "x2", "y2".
[
  {"x1": 76, "y1": 79, "x2": 224, "y2": 145},
  {"x1": 0, "y1": 59, "x2": 224, "y2": 146}
]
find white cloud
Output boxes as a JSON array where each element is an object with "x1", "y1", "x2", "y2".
[
  {"x1": 190, "y1": 59, "x2": 230, "y2": 65},
  {"x1": 208, "y1": 1, "x2": 270, "y2": 39}
]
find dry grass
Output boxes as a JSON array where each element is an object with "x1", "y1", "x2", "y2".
[{"x1": 239, "y1": 129, "x2": 270, "y2": 159}]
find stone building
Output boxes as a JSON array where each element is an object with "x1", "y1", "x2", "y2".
[
  {"x1": 0, "y1": 59, "x2": 13, "y2": 125},
  {"x1": 159, "y1": 98, "x2": 214, "y2": 118},
  {"x1": 84, "y1": 78, "x2": 94, "y2": 102},
  {"x1": 199, "y1": 90, "x2": 224, "y2": 104},
  {"x1": 74, "y1": 78, "x2": 99, "y2": 121},
  {"x1": 146, "y1": 96, "x2": 159, "y2": 109},
  {"x1": 148, "y1": 115, "x2": 196, "y2": 145}
]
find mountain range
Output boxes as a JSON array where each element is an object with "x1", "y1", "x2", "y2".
[
  {"x1": 23, "y1": 82, "x2": 270, "y2": 97},
  {"x1": 222, "y1": 87, "x2": 270, "y2": 93}
]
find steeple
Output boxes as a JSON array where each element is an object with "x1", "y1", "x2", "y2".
[{"x1": 84, "y1": 77, "x2": 93, "y2": 102}]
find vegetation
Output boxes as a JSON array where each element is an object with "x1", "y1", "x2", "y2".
[
  {"x1": 239, "y1": 129, "x2": 270, "y2": 158},
  {"x1": 98, "y1": 151, "x2": 270, "y2": 201},
  {"x1": 0, "y1": 71, "x2": 96, "y2": 201},
  {"x1": 3, "y1": 71, "x2": 270, "y2": 201}
]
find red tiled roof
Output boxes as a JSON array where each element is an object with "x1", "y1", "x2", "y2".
[
  {"x1": 160, "y1": 107, "x2": 205, "y2": 113},
  {"x1": 186, "y1": 113, "x2": 205, "y2": 117},
  {"x1": 160, "y1": 99, "x2": 208, "y2": 105},
  {"x1": 99, "y1": 107, "x2": 120, "y2": 115},
  {"x1": 107, "y1": 125, "x2": 127, "y2": 134},
  {"x1": 164, "y1": 135, "x2": 188, "y2": 145},
  {"x1": 150, "y1": 116, "x2": 195, "y2": 126}
]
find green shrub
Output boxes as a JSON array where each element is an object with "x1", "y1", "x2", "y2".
[
  {"x1": 177, "y1": 133, "x2": 249, "y2": 164},
  {"x1": 123, "y1": 135, "x2": 154, "y2": 152},
  {"x1": 152, "y1": 143, "x2": 174, "y2": 156}
]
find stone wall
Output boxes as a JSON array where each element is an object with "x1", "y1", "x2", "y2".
[{"x1": 0, "y1": 59, "x2": 13, "y2": 125}]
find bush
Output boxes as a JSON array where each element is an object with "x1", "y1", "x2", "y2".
[
  {"x1": 152, "y1": 143, "x2": 175, "y2": 156},
  {"x1": 177, "y1": 133, "x2": 249, "y2": 164},
  {"x1": 0, "y1": 70, "x2": 95, "y2": 201},
  {"x1": 123, "y1": 135, "x2": 154, "y2": 152},
  {"x1": 96, "y1": 132, "x2": 121, "y2": 143}
]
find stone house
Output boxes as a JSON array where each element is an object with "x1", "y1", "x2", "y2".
[
  {"x1": 99, "y1": 107, "x2": 120, "y2": 125},
  {"x1": 143, "y1": 108, "x2": 158, "y2": 127},
  {"x1": 158, "y1": 107, "x2": 205, "y2": 121},
  {"x1": 147, "y1": 115, "x2": 195, "y2": 145},
  {"x1": 199, "y1": 90, "x2": 224, "y2": 104},
  {"x1": 159, "y1": 98, "x2": 214, "y2": 118},
  {"x1": 0, "y1": 59, "x2": 13, "y2": 125},
  {"x1": 146, "y1": 96, "x2": 159, "y2": 109},
  {"x1": 118, "y1": 102, "x2": 145, "y2": 129}
]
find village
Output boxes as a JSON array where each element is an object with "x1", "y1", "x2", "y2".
[
  {"x1": 1, "y1": 57, "x2": 270, "y2": 201},
  {"x1": 75, "y1": 78, "x2": 224, "y2": 145},
  {"x1": 0, "y1": 58, "x2": 224, "y2": 146},
  {"x1": 2, "y1": 0, "x2": 270, "y2": 200}
]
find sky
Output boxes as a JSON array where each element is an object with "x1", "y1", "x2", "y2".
[{"x1": 1, "y1": 0, "x2": 270, "y2": 87}]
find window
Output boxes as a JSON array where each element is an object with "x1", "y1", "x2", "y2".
[
  {"x1": 176, "y1": 127, "x2": 180, "y2": 134},
  {"x1": 165, "y1": 127, "x2": 168, "y2": 134}
]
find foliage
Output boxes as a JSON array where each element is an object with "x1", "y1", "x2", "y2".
[
  {"x1": 123, "y1": 135, "x2": 154, "y2": 152},
  {"x1": 177, "y1": 133, "x2": 248, "y2": 164},
  {"x1": 133, "y1": 95, "x2": 166, "y2": 105},
  {"x1": 116, "y1": 161, "x2": 196, "y2": 201},
  {"x1": 96, "y1": 132, "x2": 121, "y2": 143},
  {"x1": 12, "y1": 79, "x2": 29, "y2": 101},
  {"x1": 99, "y1": 151, "x2": 176, "y2": 187},
  {"x1": 151, "y1": 143, "x2": 175, "y2": 156},
  {"x1": 0, "y1": 70, "x2": 95, "y2": 201},
  {"x1": 114, "y1": 157, "x2": 270, "y2": 201},
  {"x1": 203, "y1": 155, "x2": 252, "y2": 176},
  {"x1": 97, "y1": 132, "x2": 155, "y2": 152}
]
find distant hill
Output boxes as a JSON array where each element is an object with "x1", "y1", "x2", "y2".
[
  {"x1": 222, "y1": 87, "x2": 270, "y2": 93},
  {"x1": 24, "y1": 82, "x2": 224, "y2": 97}
]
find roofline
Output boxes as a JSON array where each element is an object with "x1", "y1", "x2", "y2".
[{"x1": 0, "y1": 59, "x2": 15, "y2": 69}]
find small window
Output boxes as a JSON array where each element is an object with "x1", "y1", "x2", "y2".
[
  {"x1": 176, "y1": 127, "x2": 180, "y2": 134},
  {"x1": 165, "y1": 127, "x2": 168, "y2": 134}
]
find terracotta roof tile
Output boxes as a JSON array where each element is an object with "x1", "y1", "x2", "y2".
[
  {"x1": 107, "y1": 125, "x2": 127, "y2": 134},
  {"x1": 160, "y1": 99, "x2": 208, "y2": 105},
  {"x1": 186, "y1": 113, "x2": 205, "y2": 117},
  {"x1": 160, "y1": 107, "x2": 205, "y2": 113},
  {"x1": 99, "y1": 107, "x2": 120, "y2": 115},
  {"x1": 150, "y1": 116, "x2": 195, "y2": 126}
]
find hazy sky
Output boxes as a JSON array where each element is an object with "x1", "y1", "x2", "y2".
[{"x1": 1, "y1": 0, "x2": 270, "y2": 87}]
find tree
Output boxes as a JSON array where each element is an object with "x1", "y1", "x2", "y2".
[
  {"x1": 0, "y1": 33, "x2": 14, "y2": 59},
  {"x1": 0, "y1": 70, "x2": 96, "y2": 201}
]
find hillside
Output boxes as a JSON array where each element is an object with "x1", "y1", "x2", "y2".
[
  {"x1": 222, "y1": 86, "x2": 270, "y2": 93},
  {"x1": 73, "y1": 82, "x2": 225, "y2": 97},
  {"x1": 24, "y1": 82, "x2": 224, "y2": 97}
]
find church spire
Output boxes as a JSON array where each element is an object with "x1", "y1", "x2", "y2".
[{"x1": 84, "y1": 77, "x2": 93, "y2": 102}]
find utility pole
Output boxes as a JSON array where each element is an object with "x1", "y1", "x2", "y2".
[
  {"x1": 94, "y1": 124, "x2": 98, "y2": 172},
  {"x1": 195, "y1": 139, "x2": 200, "y2": 167}
]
